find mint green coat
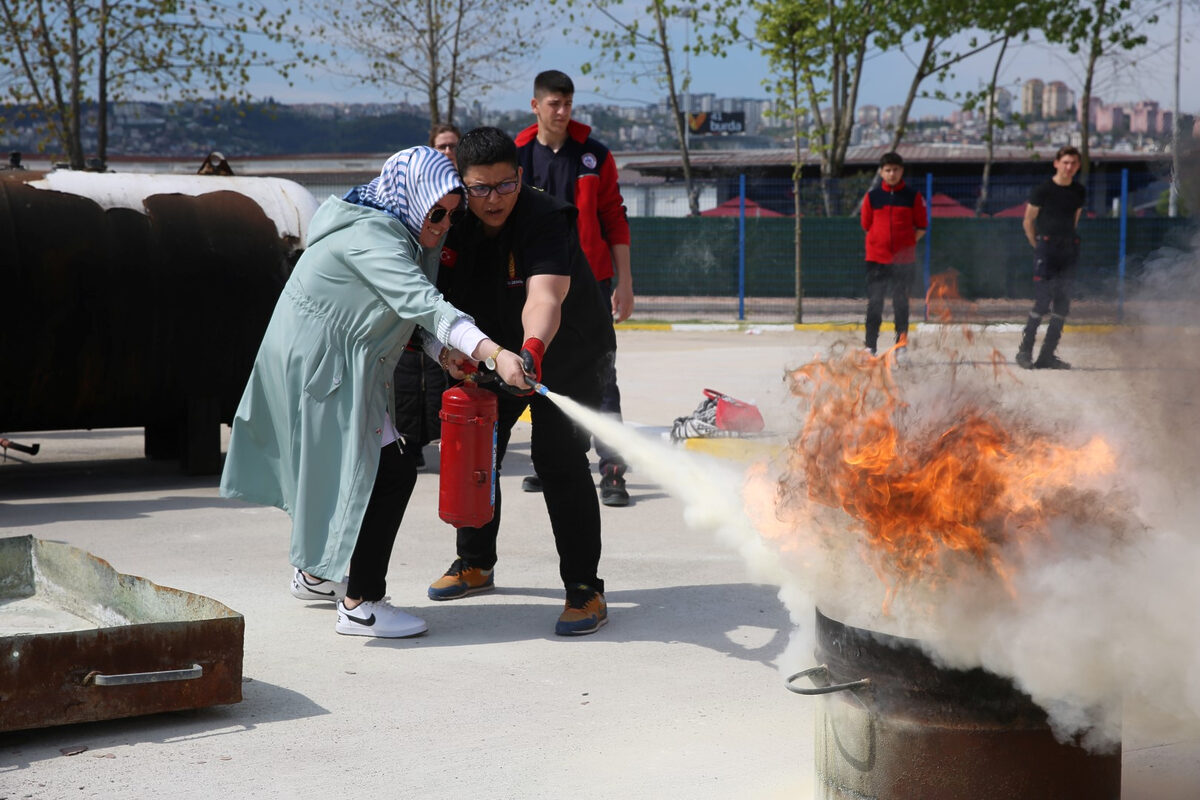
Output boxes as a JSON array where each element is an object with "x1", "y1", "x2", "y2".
[{"x1": 219, "y1": 197, "x2": 468, "y2": 579}]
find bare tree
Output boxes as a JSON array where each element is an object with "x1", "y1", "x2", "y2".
[
  {"x1": 0, "y1": 0, "x2": 313, "y2": 169},
  {"x1": 1045, "y1": 0, "x2": 1158, "y2": 172},
  {"x1": 307, "y1": 0, "x2": 545, "y2": 125}
]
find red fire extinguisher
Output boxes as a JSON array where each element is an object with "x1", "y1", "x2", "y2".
[{"x1": 438, "y1": 379, "x2": 498, "y2": 528}]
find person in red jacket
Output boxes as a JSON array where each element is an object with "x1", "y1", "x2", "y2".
[
  {"x1": 515, "y1": 69, "x2": 634, "y2": 507},
  {"x1": 860, "y1": 151, "x2": 927, "y2": 358}
]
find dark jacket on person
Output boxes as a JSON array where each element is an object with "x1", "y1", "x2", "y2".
[
  {"x1": 437, "y1": 185, "x2": 615, "y2": 390},
  {"x1": 860, "y1": 180, "x2": 928, "y2": 265},
  {"x1": 514, "y1": 120, "x2": 630, "y2": 283}
]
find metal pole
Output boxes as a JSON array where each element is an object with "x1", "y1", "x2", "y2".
[
  {"x1": 1169, "y1": 0, "x2": 1182, "y2": 217},
  {"x1": 738, "y1": 173, "x2": 746, "y2": 321},
  {"x1": 924, "y1": 172, "x2": 933, "y2": 322},
  {"x1": 1118, "y1": 168, "x2": 1129, "y2": 322}
]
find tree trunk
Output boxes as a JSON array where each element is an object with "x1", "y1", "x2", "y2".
[
  {"x1": 1079, "y1": 0, "x2": 1109, "y2": 175},
  {"x1": 976, "y1": 34, "x2": 1010, "y2": 216},
  {"x1": 424, "y1": 0, "x2": 441, "y2": 125},
  {"x1": 653, "y1": 1, "x2": 698, "y2": 215},
  {"x1": 66, "y1": 0, "x2": 84, "y2": 169},
  {"x1": 890, "y1": 35, "x2": 937, "y2": 152},
  {"x1": 96, "y1": 0, "x2": 109, "y2": 170},
  {"x1": 447, "y1": 0, "x2": 465, "y2": 123}
]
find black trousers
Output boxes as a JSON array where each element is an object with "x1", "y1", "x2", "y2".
[
  {"x1": 346, "y1": 441, "x2": 418, "y2": 601},
  {"x1": 864, "y1": 261, "x2": 913, "y2": 351},
  {"x1": 1020, "y1": 236, "x2": 1079, "y2": 356},
  {"x1": 456, "y1": 370, "x2": 605, "y2": 593},
  {"x1": 595, "y1": 278, "x2": 624, "y2": 473}
]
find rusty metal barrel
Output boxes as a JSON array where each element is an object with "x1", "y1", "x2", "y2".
[
  {"x1": 788, "y1": 607, "x2": 1121, "y2": 800},
  {"x1": 0, "y1": 170, "x2": 318, "y2": 473}
]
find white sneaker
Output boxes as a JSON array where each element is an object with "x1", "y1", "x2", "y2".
[
  {"x1": 335, "y1": 598, "x2": 428, "y2": 638},
  {"x1": 290, "y1": 568, "x2": 348, "y2": 602},
  {"x1": 894, "y1": 346, "x2": 908, "y2": 365}
]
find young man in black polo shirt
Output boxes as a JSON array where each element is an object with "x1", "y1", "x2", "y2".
[
  {"x1": 1017, "y1": 146, "x2": 1086, "y2": 370},
  {"x1": 427, "y1": 126, "x2": 616, "y2": 636}
]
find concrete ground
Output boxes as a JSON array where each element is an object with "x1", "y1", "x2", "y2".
[{"x1": 2, "y1": 327, "x2": 1198, "y2": 799}]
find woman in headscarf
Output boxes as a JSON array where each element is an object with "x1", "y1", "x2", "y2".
[{"x1": 220, "y1": 146, "x2": 527, "y2": 638}]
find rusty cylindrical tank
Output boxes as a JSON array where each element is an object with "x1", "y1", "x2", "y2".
[
  {"x1": 787, "y1": 608, "x2": 1121, "y2": 800},
  {"x1": 438, "y1": 381, "x2": 498, "y2": 528},
  {"x1": 0, "y1": 171, "x2": 317, "y2": 473}
]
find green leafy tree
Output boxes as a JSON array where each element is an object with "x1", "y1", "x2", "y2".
[
  {"x1": 305, "y1": 0, "x2": 545, "y2": 127},
  {"x1": 961, "y1": 0, "x2": 1049, "y2": 214},
  {"x1": 883, "y1": 0, "x2": 1010, "y2": 151},
  {"x1": 0, "y1": 0, "x2": 313, "y2": 170},
  {"x1": 1045, "y1": 0, "x2": 1158, "y2": 172},
  {"x1": 754, "y1": 0, "x2": 807, "y2": 320},
  {"x1": 551, "y1": 0, "x2": 745, "y2": 216},
  {"x1": 754, "y1": 0, "x2": 878, "y2": 216}
]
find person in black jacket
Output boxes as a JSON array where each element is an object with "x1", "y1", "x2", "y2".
[
  {"x1": 427, "y1": 126, "x2": 615, "y2": 636},
  {"x1": 1017, "y1": 146, "x2": 1086, "y2": 370}
]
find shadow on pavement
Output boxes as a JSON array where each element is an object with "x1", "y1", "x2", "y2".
[
  {"x1": 361, "y1": 583, "x2": 792, "y2": 668},
  {"x1": 0, "y1": 677, "x2": 327, "y2": 770}
]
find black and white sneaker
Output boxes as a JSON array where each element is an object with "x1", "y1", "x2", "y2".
[
  {"x1": 290, "y1": 568, "x2": 348, "y2": 602},
  {"x1": 335, "y1": 598, "x2": 428, "y2": 638}
]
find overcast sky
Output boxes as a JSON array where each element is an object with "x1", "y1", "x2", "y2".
[{"x1": 258, "y1": 6, "x2": 1198, "y2": 117}]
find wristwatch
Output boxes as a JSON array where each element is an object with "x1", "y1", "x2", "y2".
[{"x1": 484, "y1": 346, "x2": 504, "y2": 370}]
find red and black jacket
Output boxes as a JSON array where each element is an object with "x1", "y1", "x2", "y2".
[
  {"x1": 515, "y1": 120, "x2": 630, "y2": 282},
  {"x1": 860, "y1": 181, "x2": 928, "y2": 265}
]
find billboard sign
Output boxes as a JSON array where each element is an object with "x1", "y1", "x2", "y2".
[{"x1": 685, "y1": 111, "x2": 746, "y2": 135}]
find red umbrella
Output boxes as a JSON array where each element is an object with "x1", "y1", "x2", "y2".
[
  {"x1": 700, "y1": 197, "x2": 786, "y2": 217},
  {"x1": 929, "y1": 192, "x2": 975, "y2": 217},
  {"x1": 994, "y1": 202, "x2": 1028, "y2": 218}
]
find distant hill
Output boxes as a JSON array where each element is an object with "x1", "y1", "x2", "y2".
[{"x1": 2, "y1": 101, "x2": 435, "y2": 157}]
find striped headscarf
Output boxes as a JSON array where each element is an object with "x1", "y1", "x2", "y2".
[{"x1": 356, "y1": 146, "x2": 463, "y2": 238}]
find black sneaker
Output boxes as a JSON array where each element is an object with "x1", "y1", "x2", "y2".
[
  {"x1": 1015, "y1": 351, "x2": 1034, "y2": 370},
  {"x1": 599, "y1": 465, "x2": 629, "y2": 507},
  {"x1": 522, "y1": 475, "x2": 543, "y2": 492},
  {"x1": 1035, "y1": 355, "x2": 1071, "y2": 370}
]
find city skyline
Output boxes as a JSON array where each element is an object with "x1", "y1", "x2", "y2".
[{"x1": 251, "y1": 10, "x2": 1198, "y2": 120}]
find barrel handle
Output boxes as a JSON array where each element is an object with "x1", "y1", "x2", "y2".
[
  {"x1": 785, "y1": 665, "x2": 870, "y2": 695},
  {"x1": 85, "y1": 663, "x2": 203, "y2": 686}
]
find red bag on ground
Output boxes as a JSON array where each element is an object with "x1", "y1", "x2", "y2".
[{"x1": 703, "y1": 389, "x2": 764, "y2": 433}]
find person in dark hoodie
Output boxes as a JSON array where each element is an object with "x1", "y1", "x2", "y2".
[{"x1": 859, "y1": 151, "x2": 927, "y2": 359}]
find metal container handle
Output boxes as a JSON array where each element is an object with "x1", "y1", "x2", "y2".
[
  {"x1": 786, "y1": 665, "x2": 870, "y2": 695},
  {"x1": 86, "y1": 663, "x2": 204, "y2": 686}
]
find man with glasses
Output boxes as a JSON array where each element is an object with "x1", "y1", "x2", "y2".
[
  {"x1": 429, "y1": 123, "x2": 460, "y2": 163},
  {"x1": 428, "y1": 126, "x2": 616, "y2": 636},
  {"x1": 515, "y1": 69, "x2": 634, "y2": 507}
]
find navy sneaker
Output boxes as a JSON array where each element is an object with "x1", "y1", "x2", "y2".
[{"x1": 555, "y1": 584, "x2": 608, "y2": 636}]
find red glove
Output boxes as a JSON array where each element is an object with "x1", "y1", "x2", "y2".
[{"x1": 520, "y1": 337, "x2": 545, "y2": 383}]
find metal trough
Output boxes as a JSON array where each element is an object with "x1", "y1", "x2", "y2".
[{"x1": 0, "y1": 535, "x2": 243, "y2": 732}]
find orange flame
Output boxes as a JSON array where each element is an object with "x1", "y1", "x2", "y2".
[{"x1": 776, "y1": 345, "x2": 1116, "y2": 609}]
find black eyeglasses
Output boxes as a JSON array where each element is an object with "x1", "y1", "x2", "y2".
[
  {"x1": 427, "y1": 204, "x2": 466, "y2": 225},
  {"x1": 464, "y1": 178, "x2": 520, "y2": 198}
]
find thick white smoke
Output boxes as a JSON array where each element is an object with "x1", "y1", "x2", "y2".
[{"x1": 547, "y1": 235, "x2": 1200, "y2": 751}]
